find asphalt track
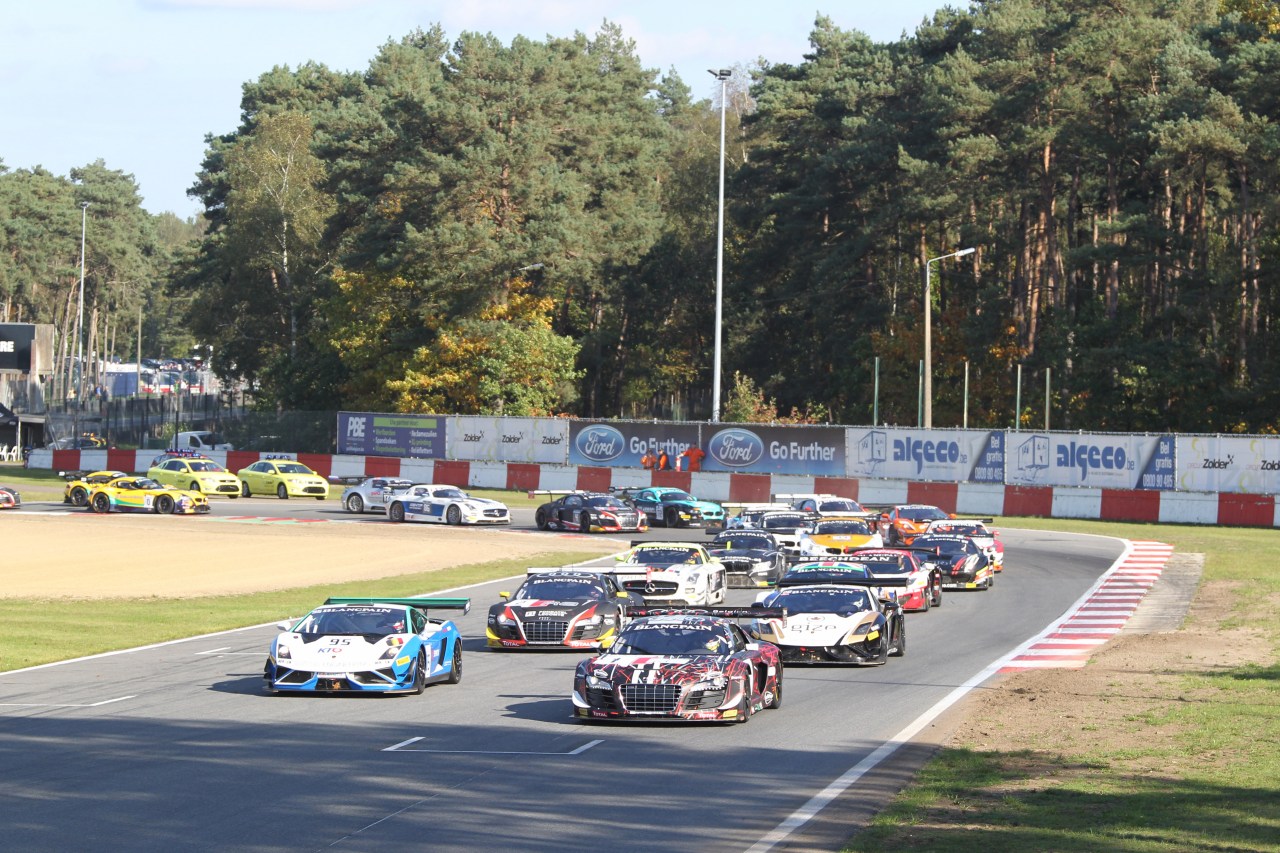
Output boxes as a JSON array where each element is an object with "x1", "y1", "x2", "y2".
[{"x1": 1, "y1": 498, "x2": 1124, "y2": 852}]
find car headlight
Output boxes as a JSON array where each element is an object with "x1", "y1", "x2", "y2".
[
  {"x1": 694, "y1": 674, "x2": 727, "y2": 691},
  {"x1": 378, "y1": 638, "x2": 406, "y2": 661},
  {"x1": 585, "y1": 673, "x2": 610, "y2": 690},
  {"x1": 275, "y1": 643, "x2": 291, "y2": 660},
  {"x1": 496, "y1": 610, "x2": 516, "y2": 626},
  {"x1": 582, "y1": 613, "x2": 603, "y2": 627}
]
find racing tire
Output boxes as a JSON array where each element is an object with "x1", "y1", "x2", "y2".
[
  {"x1": 890, "y1": 617, "x2": 906, "y2": 657},
  {"x1": 90, "y1": 492, "x2": 111, "y2": 514},
  {"x1": 733, "y1": 680, "x2": 752, "y2": 724},
  {"x1": 276, "y1": 483, "x2": 289, "y2": 500},
  {"x1": 411, "y1": 651, "x2": 427, "y2": 695},
  {"x1": 580, "y1": 511, "x2": 593, "y2": 533},
  {"x1": 931, "y1": 577, "x2": 943, "y2": 608},
  {"x1": 534, "y1": 509, "x2": 548, "y2": 530},
  {"x1": 240, "y1": 481, "x2": 251, "y2": 498},
  {"x1": 155, "y1": 494, "x2": 176, "y2": 515},
  {"x1": 445, "y1": 642, "x2": 462, "y2": 684},
  {"x1": 389, "y1": 502, "x2": 406, "y2": 523},
  {"x1": 919, "y1": 587, "x2": 931, "y2": 612},
  {"x1": 69, "y1": 486, "x2": 89, "y2": 507},
  {"x1": 446, "y1": 504, "x2": 461, "y2": 526},
  {"x1": 346, "y1": 494, "x2": 364, "y2": 514},
  {"x1": 664, "y1": 507, "x2": 680, "y2": 528},
  {"x1": 765, "y1": 665, "x2": 783, "y2": 709}
]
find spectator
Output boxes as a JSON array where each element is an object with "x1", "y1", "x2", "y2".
[
  {"x1": 641, "y1": 451, "x2": 656, "y2": 470},
  {"x1": 681, "y1": 445, "x2": 706, "y2": 472},
  {"x1": 657, "y1": 449, "x2": 670, "y2": 471}
]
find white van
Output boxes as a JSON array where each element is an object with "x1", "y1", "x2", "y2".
[{"x1": 171, "y1": 430, "x2": 234, "y2": 452}]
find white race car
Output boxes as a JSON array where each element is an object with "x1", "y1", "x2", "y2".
[
  {"x1": 773, "y1": 493, "x2": 869, "y2": 516},
  {"x1": 609, "y1": 542, "x2": 728, "y2": 606},
  {"x1": 339, "y1": 476, "x2": 413, "y2": 514},
  {"x1": 385, "y1": 484, "x2": 511, "y2": 525}
]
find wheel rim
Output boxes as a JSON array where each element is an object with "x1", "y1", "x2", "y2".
[
  {"x1": 277, "y1": 484, "x2": 287, "y2": 499},
  {"x1": 347, "y1": 495, "x2": 363, "y2": 513},
  {"x1": 447, "y1": 505, "x2": 460, "y2": 525},
  {"x1": 158, "y1": 496, "x2": 174, "y2": 514},
  {"x1": 72, "y1": 487, "x2": 87, "y2": 507},
  {"x1": 390, "y1": 503, "x2": 404, "y2": 522},
  {"x1": 92, "y1": 494, "x2": 109, "y2": 513}
]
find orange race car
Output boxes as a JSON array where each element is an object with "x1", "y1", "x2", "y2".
[{"x1": 878, "y1": 504, "x2": 954, "y2": 546}]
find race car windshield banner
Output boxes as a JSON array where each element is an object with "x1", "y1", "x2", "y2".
[
  {"x1": 845, "y1": 428, "x2": 1004, "y2": 483},
  {"x1": 1176, "y1": 434, "x2": 1280, "y2": 494},
  {"x1": 700, "y1": 424, "x2": 845, "y2": 476},
  {"x1": 1005, "y1": 431, "x2": 1175, "y2": 490},
  {"x1": 337, "y1": 412, "x2": 446, "y2": 459}
]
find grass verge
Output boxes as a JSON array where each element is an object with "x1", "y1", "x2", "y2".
[
  {"x1": 0, "y1": 550, "x2": 591, "y2": 672},
  {"x1": 846, "y1": 518, "x2": 1280, "y2": 853}
]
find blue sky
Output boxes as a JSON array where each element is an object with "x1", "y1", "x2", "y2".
[{"x1": 2, "y1": 1, "x2": 956, "y2": 218}]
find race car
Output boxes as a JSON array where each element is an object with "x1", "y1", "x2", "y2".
[
  {"x1": 63, "y1": 470, "x2": 130, "y2": 507},
  {"x1": 706, "y1": 528, "x2": 785, "y2": 588},
  {"x1": 147, "y1": 451, "x2": 241, "y2": 498},
  {"x1": 625, "y1": 487, "x2": 725, "y2": 529},
  {"x1": 879, "y1": 504, "x2": 954, "y2": 546},
  {"x1": 339, "y1": 477, "x2": 413, "y2": 513},
  {"x1": 86, "y1": 476, "x2": 210, "y2": 515},
  {"x1": 923, "y1": 517, "x2": 1004, "y2": 571},
  {"x1": 486, "y1": 569, "x2": 644, "y2": 650},
  {"x1": 572, "y1": 607, "x2": 785, "y2": 723},
  {"x1": 610, "y1": 542, "x2": 728, "y2": 606},
  {"x1": 752, "y1": 561, "x2": 907, "y2": 664},
  {"x1": 720, "y1": 502, "x2": 792, "y2": 530},
  {"x1": 913, "y1": 533, "x2": 996, "y2": 590},
  {"x1": 385, "y1": 484, "x2": 510, "y2": 525},
  {"x1": 264, "y1": 596, "x2": 468, "y2": 695},
  {"x1": 757, "y1": 510, "x2": 817, "y2": 553},
  {"x1": 0, "y1": 485, "x2": 20, "y2": 509},
  {"x1": 794, "y1": 516, "x2": 884, "y2": 556},
  {"x1": 840, "y1": 548, "x2": 943, "y2": 611},
  {"x1": 531, "y1": 490, "x2": 647, "y2": 533},
  {"x1": 774, "y1": 493, "x2": 869, "y2": 516},
  {"x1": 237, "y1": 456, "x2": 329, "y2": 499}
]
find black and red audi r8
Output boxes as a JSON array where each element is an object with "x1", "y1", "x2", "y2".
[{"x1": 533, "y1": 490, "x2": 648, "y2": 533}]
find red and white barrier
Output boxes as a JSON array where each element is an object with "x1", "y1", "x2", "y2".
[{"x1": 27, "y1": 449, "x2": 1278, "y2": 528}]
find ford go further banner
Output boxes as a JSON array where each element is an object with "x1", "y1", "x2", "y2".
[
  {"x1": 699, "y1": 424, "x2": 845, "y2": 476},
  {"x1": 568, "y1": 421, "x2": 701, "y2": 468},
  {"x1": 337, "y1": 411, "x2": 446, "y2": 458},
  {"x1": 1005, "y1": 431, "x2": 1175, "y2": 490}
]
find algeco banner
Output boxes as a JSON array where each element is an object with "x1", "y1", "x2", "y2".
[
  {"x1": 1005, "y1": 431, "x2": 1175, "y2": 490},
  {"x1": 448, "y1": 416, "x2": 569, "y2": 463},
  {"x1": 0, "y1": 323, "x2": 35, "y2": 372},
  {"x1": 699, "y1": 424, "x2": 845, "y2": 476},
  {"x1": 845, "y1": 428, "x2": 1004, "y2": 482},
  {"x1": 337, "y1": 411, "x2": 446, "y2": 458},
  {"x1": 568, "y1": 421, "x2": 700, "y2": 468},
  {"x1": 1177, "y1": 434, "x2": 1280, "y2": 494}
]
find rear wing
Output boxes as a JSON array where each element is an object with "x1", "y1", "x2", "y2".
[
  {"x1": 324, "y1": 596, "x2": 471, "y2": 615},
  {"x1": 328, "y1": 475, "x2": 366, "y2": 485},
  {"x1": 777, "y1": 568, "x2": 911, "y2": 588},
  {"x1": 837, "y1": 547, "x2": 941, "y2": 559},
  {"x1": 525, "y1": 567, "x2": 609, "y2": 577},
  {"x1": 527, "y1": 489, "x2": 584, "y2": 499},
  {"x1": 622, "y1": 605, "x2": 788, "y2": 622}
]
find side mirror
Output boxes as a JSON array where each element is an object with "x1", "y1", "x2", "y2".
[
  {"x1": 750, "y1": 601, "x2": 765, "y2": 609},
  {"x1": 275, "y1": 621, "x2": 294, "y2": 632},
  {"x1": 499, "y1": 591, "x2": 511, "y2": 600}
]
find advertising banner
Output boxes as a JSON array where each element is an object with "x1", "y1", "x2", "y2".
[
  {"x1": 0, "y1": 323, "x2": 35, "y2": 372},
  {"x1": 1176, "y1": 434, "x2": 1280, "y2": 494},
  {"x1": 844, "y1": 427, "x2": 1004, "y2": 483},
  {"x1": 699, "y1": 424, "x2": 846, "y2": 476},
  {"x1": 1005, "y1": 431, "x2": 1175, "y2": 490},
  {"x1": 337, "y1": 411, "x2": 446, "y2": 459},
  {"x1": 568, "y1": 420, "x2": 700, "y2": 468},
  {"x1": 449, "y1": 416, "x2": 569, "y2": 463}
]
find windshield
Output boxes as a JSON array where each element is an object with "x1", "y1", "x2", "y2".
[
  {"x1": 276, "y1": 463, "x2": 313, "y2": 475},
  {"x1": 293, "y1": 607, "x2": 405, "y2": 636},
  {"x1": 434, "y1": 487, "x2": 467, "y2": 499},
  {"x1": 626, "y1": 547, "x2": 701, "y2": 565},
  {"x1": 914, "y1": 536, "x2": 975, "y2": 556},
  {"x1": 586, "y1": 495, "x2": 629, "y2": 508},
  {"x1": 190, "y1": 461, "x2": 225, "y2": 473},
  {"x1": 611, "y1": 622, "x2": 732, "y2": 656},
  {"x1": 659, "y1": 491, "x2": 695, "y2": 503},
  {"x1": 900, "y1": 506, "x2": 949, "y2": 522},
  {"x1": 515, "y1": 576, "x2": 607, "y2": 600},
  {"x1": 763, "y1": 514, "x2": 808, "y2": 530},
  {"x1": 819, "y1": 499, "x2": 864, "y2": 513},
  {"x1": 813, "y1": 520, "x2": 872, "y2": 535},
  {"x1": 713, "y1": 532, "x2": 772, "y2": 549},
  {"x1": 772, "y1": 587, "x2": 872, "y2": 613}
]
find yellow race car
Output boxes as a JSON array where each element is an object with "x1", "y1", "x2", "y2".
[
  {"x1": 63, "y1": 470, "x2": 130, "y2": 507},
  {"x1": 86, "y1": 476, "x2": 210, "y2": 515},
  {"x1": 147, "y1": 451, "x2": 241, "y2": 498},
  {"x1": 236, "y1": 456, "x2": 329, "y2": 500}
]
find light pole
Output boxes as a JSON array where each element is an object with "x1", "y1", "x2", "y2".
[
  {"x1": 923, "y1": 246, "x2": 975, "y2": 428},
  {"x1": 75, "y1": 201, "x2": 89, "y2": 441},
  {"x1": 709, "y1": 67, "x2": 731, "y2": 422}
]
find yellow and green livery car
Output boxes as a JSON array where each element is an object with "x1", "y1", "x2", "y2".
[
  {"x1": 87, "y1": 476, "x2": 210, "y2": 515},
  {"x1": 147, "y1": 451, "x2": 241, "y2": 498},
  {"x1": 236, "y1": 456, "x2": 329, "y2": 500},
  {"x1": 63, "y1": 470, "x2": 130, "y2": 507}
]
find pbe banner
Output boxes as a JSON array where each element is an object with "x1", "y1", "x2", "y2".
[
  {"x1": 337, "y1": 411, "x2": 446, "y2": 459},
  {"x1": 845, "y1": 428, "x2": 1004, "y2": 483},
  {"x1": 700, "y1": 424, "x2": 845, "y2": 476},
  {"x1": 448, "y1": 416, "x2": 569, "y2": 463},
  {"x1": 568, "y1": 421, "x2": 700, "y2": 468},
  {"x1": 1005, "y1": 432, "x2": 1175, "y2": 489},
  {"x1": 1177, "y1": 434, "x2": 1280, "y2": 494}
]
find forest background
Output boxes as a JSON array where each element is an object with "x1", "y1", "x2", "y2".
[{"x1": 3, "y1": 0, "x2": 1279, "y2": 433}]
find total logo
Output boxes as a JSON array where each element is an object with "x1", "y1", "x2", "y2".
[
  {"x1": 708, "y1": 428, "x2": 764, "y2": 468},
  {"x1": 1055, "y1": 441, "x2": 1131, "y2": 481},
  {"x1": 892, "y1": 436, "x2": 963, "y2": 474},
  {"x1": 574, "y1": 425, "x2": 626, "y2": 462}
]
